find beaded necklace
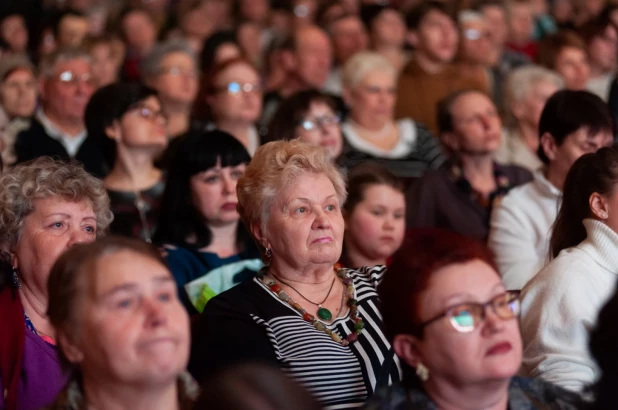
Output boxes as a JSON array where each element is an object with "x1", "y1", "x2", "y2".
[{"x1": 257, "y1": 263, "x2": 365, "y2": 346}]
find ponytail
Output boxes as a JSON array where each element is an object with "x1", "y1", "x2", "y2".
[{"x1": 550, "y1": 146, "x2": 618, "y2": 258}]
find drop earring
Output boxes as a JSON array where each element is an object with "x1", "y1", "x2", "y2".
[
  {"x1": 416, "y1": 362, "x2": 430, "y2": 382},
  {"x1": 11, "y1": 267, "x2": 21, "y2": 289}
]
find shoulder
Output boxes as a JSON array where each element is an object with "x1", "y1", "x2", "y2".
[
  {"x1": 498, "y1": 164, "x2": 533, "y2": 185},
  {"x1": 202, "y1": 278, "x2": 264, "y2": 314},
  {"x1": 347, "y1": 265, "x2": 387, "y2": 288},
  {"x1": 365, "y1": 385, "x2": 433, "y2": 410},
  {"x1": 509, "y1": 377, "x2": 585, "y2": 409},
  {"x1": 495, "y1": 181, "x2": 535, "y2": 213}
]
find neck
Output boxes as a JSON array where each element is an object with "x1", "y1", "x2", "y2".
[
  {"x1": 163, "y1": 105, "x2": 191, "y2": 138},
  {"x1": 544, "y1": 165, "x2": 565, "y2": 191},
  {"x1": 269, "y1": 257, "x2": 335, "y2": 286},
  {"x1": 82, "y1": 374, "x2": 179, "y2": 410},
  {"x1": 19, "y1": 284, "x2": 54, "y2": 337},
  {"x1": 423, "y1": 378, "x2": 510, "y2": 410},
  {"x1": 349, "y1": 114, "x2": 390, "y2": 132},
  {"x1": 217, "y1": 121, "x2": 253, "y2": 147},
  {"x1": 343, "y1": 241, "x2": 386, "y2": 268},
  {"x1": 202, "y1": 221, "x2": 239, "y2": 257},
  {"x1": 460, "y1": 155, "x2": 496, "y2": 194},
  {"x1": 415, "y1": 52, "x2": 447, "y2": 74},
  {"x1": 279, "y1": 74, "x2": 309, "y2": 98},
  {"x1": 42, "y1": 108, "x2": 84, "y2": 137},
  {"x1": 589, "y1": 65, "x2": 610, "y2": 78},
  {"x1": 105, "y1": 149, "x2": 161, "y2": 192},
  {"x1": 515, "y1": 122, "x2": 539, "y2": 152}
]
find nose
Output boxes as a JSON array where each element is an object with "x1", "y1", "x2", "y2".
[
  {"x1": 143, "y1": 297, "x2": 168, "y2": 328},
  {"x1": 482, "y1": 305, "x2": 505, "y2": 335},
  {"x1": 311, "y1": 207, "x2": 331, "y2": 230},
  {"x1": 67, "y1": 228, "x2": 95, "y2": 248},
  {"x1": 222, "y1": 175, "x2": 236, "y2": 194}
]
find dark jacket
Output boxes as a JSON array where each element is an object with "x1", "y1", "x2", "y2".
[
  {"x1": 14, "y1": 119, "x2": 112, "y2": 178},
  {"x1": 406, "y1": 162, "x2": 533, "y2": 241}
]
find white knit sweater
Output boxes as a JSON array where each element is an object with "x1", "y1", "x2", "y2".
[
  {"x1": 488, "y1": 171, "x2": 561, "y2": 290},
  {"x1": 520, "y1": 219, "x2": 618, "y2": 392}
]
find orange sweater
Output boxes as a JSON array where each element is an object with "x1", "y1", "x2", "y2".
[{"x1": 395, "y1": 60, "x2": 488, "y2": 135}]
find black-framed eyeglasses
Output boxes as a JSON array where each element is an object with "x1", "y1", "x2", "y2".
[
  {"x1": 214, "y1": 82, "x2": 263, "y2": 94},
  {"x1": 299, "y1": 115, "x2": 341, "y2": 132},
  {"x1": 419, "y1": 290, "x2": 521, "y2": 333}
]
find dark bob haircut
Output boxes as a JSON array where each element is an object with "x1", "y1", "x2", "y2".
[
  {"x1": 538, "y1": 90, "x2": 614, "y2": 164},
  {"x1": 84, "y1": 82, "x2": 158, "y2": 142},
  {"x1": 265, "y1": 89, "x2": 338, "y2": 143},
  {"x1": 152, "y1": 130, "x2": 251, "y2": 249},
  {"x1": 199, "y1": 30, "x2": 240, "y2": 74},
  {"x1": 405, "y1": 1, "x2": 453, "y2": 31}
]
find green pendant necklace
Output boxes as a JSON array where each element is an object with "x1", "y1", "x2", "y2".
[{"x1": 271, "y1": 273, "x2": 336, "y2": 321}]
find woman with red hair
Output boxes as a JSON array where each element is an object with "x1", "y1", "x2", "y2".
[{"x1": 367, "y1": 228, "x2": 584, "y2": 409}]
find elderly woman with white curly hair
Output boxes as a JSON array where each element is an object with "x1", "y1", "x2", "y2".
[
  {"x1": 191, "y1": 140, "x2": 400, "y2": 409},
  {"x1": 495, "y1": 65, "x2": 564, "y2": 172},
  {"x1": 0, "y1": 157, "x2": 113, "y2": 410}
]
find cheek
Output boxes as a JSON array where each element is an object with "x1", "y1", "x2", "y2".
[{"x1": 347, "y1": 212, "x2": 381, "y2": 240}]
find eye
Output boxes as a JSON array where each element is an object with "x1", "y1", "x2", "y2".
[
  {"x1": 84, "y1": 225, "x2": 96, "y2": 234},
  {"x1": 296, "y1": 207, "x2": 307, "y2": 213},
  {"x1": 204, "y1": 175, "x2": 219, "y2": 184},
  {"x1": 116, "y1": 298, "x2": 133, "y2": 309},
  {"x1": 49, "y1": 222, "x2": 64, "y2": 229},
  {"x1": 158, "y1": 291, "x2": 173, "y2": 302},
  {"x1": 231, "y1": 170, "x2": 244, "y2": 179},
  {"x1": 394, "y1": 212, "x2": 404, "y2": 219},
  {"x1": 325, "y1": 204, "x2": 336, "y2": 211},
  {"x1": 371, "y1": 209, "x2": 384, "y2": 216}
]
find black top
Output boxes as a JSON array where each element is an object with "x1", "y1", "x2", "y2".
[
  {"x1": 106, "y1": 180, "x2": 166, "y2": 241},
  {"x1": 406, "y1": 161, "x2": 533, "y2": 241},
  {"x1": 190, "y1": 265, "x2": 401, "y2": 409},
  {"x1": 14, "y1": 119, "x2": 112, "y2": 178}
]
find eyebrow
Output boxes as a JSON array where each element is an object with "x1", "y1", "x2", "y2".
[{"x1": 100, "y1": 275, "x2": 174, "y2": 299}]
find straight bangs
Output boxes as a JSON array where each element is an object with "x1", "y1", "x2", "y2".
[{"x1": 181, "y1": 130, "x2": 252, "y2": 177}]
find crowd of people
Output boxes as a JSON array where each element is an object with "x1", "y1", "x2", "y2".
[{"x1": 1, "y1": 0, "x2": 618, "y2": 409}]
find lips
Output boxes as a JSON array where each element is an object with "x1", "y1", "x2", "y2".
[
  {"x1": 486, "y1": 341, "x2": 512, "y2": 356},
  {"x1": 312, "y1": 236, "x2": 333, "y2": 244},
  {"x1": 221, "y1": 202, "x2": 238, "y2": 211},
  {"x1": 379, "y1": 236, "x2": 395, "y2": 242}
]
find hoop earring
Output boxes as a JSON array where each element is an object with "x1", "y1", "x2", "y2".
[
  {"x1": 416, "y1": 362, "x2": 430, "y2": 382},
  {"x1": 265, "y1": 247, "x2": 272, "y2": 261}
]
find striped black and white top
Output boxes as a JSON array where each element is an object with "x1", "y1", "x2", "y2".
[{"x1": 191, "y1": 265, "x2": 401, "y2": 409}]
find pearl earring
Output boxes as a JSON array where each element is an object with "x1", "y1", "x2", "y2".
[{"x1": 416, "y1": 362, "x2": 430, "y2": 382}]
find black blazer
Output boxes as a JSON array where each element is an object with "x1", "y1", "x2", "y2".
[{"x1": 14, "y1": 119, "x2": 112, "y2": 178}]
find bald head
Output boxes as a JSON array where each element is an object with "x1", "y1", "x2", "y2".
[{"x1": 291, "y1": 25, "x2": 333, "y2": 88}]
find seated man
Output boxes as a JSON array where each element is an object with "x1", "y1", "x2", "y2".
[
  {"x1": 406, "y1": 90, "x2": 532, "y2": 241},
  {"x1": 14, "y1": 48, "x2": 110, "y2": 177},
  {"x1": 489, "y1": 90, "x2": 613, "y2": 290},
  {"x1": 396, "y1": 2, "x2": 487, "y2": 134}
]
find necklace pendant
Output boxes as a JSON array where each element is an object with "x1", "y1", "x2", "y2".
[{"x1": 317, "y1": 306, "x2": 333, "y2": 321}]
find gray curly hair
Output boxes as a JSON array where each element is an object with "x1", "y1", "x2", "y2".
[{"x1": 0, "y1": 157, "x2": 113, "y2": 253}]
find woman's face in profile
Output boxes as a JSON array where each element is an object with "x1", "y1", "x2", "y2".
[
  {"x1": 64, "y1": 250, "x2": 190, "y2": 386},
  {"x1": 403, "y1": 259, "x2": 522, "y2": 386}
]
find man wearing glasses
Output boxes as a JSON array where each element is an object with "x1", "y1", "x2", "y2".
[{"x1": 14, "y1": 47, "x2": 110, "y2": 177}]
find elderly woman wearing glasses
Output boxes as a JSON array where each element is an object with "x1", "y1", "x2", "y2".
[
  {"x1": 340, "y1": 51, "x2": 444, "y2": 183},
  {"x1": 195, "y1": 57, "x2": 263, "y2": 156},
  {"x1": 366, "y1": 228, "x2": 584, "y2": 410},
  {"x1": 266, "y1": 89, "x2": 343, "y2": 161},
  {"x1": 85, "y1": 83, "x2": 168, "y2": 242}
]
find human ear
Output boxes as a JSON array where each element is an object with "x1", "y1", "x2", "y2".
[
  {"x1": 590, "y1": 192, "x2": 610, "y2": 220},
  {"x1": 540, "y1": 132, "x2": 558, "y2": 162},
  {"x1": 393, "y1": 333, "x2": 424, "y2": 368},
  {"x1": 58, "y1": 329, "x2": 85, "y2": 365}
]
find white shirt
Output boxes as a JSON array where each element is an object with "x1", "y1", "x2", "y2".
[
  {"x1": 520, "y1": 219, "x2": 618, "y2": 392},
  {"x1": 36, "y1": 109, "x2": 87, "y2": 157},
  {"x1": 323, "y1": 68, "x2": 342, "y2": 96},
  {"x1": 488, "y1": 171, "x2": 561, "y2": 290},
  {"x1": 342, "y1": 118, "x2": 417, "y2": 159},
  {"x1": 586, "y1": 72, "x2": 614, "y2": 102}
]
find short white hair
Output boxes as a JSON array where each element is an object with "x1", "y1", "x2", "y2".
[
  {"x1": 341, "y1": 51, "x2": 397, "y2": 90},
  {"x1": 505, "y1": 65, "x2": 564, "y2": 112}
]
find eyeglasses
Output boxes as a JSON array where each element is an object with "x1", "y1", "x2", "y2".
[
  {"x1": 419, "y1": 290, "x2": 521, "y2": 333},
  {"x1": 159, "y1": 66, "x2": 198, "y2": 78},
  {"x1": 129, "y1": 104, "x2": 168, "y2": 125},
  {"x1": 463, "y1": 28, "x2": 491, "y2": 41},
  {"x1": 299, "y1": 115, "x2": 341, "y2": 132},
  {"x1": 214, "y1": 82, "x2": 263, "y2": 95},
  {"x1": 57, "y1": 71, "x2": 94, "y2": 86}
]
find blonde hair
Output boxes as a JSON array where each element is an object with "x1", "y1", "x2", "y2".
[
  {"x1": 0, "y1": 157, "x2": 113, "y2": 252},
  {"x1": 341, "y1": 51, "x2": 397, "y2": 90},
  {"x1": 237, "y1": 140, "x2": 346, "y2": 248}
]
